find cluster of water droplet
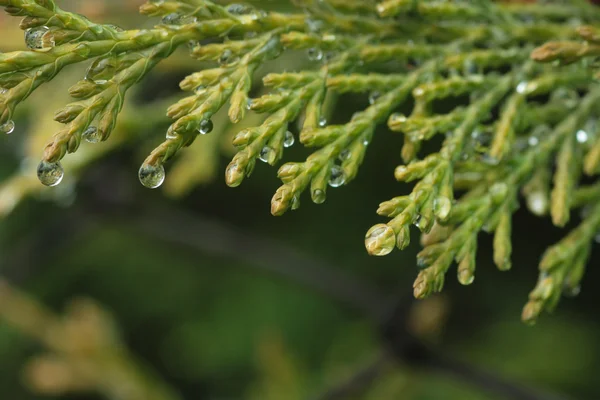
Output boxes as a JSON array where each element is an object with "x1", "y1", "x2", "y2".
[{"x1": 258, "y1": 132, "x2": 295, "y2": 164}]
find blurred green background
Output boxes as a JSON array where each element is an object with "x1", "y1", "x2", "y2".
[{"x1": 1, "y1": 1, "x2": 600, "y2": 399}]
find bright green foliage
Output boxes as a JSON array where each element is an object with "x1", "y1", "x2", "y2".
[{"x1": 2, "y1": 0, "x2": 600, "y2": 324}]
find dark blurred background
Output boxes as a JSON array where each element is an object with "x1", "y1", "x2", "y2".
[{"x1": 1, "y1": 1, "x2": 600, "y2": 399}]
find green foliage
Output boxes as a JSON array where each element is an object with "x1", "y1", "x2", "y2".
[{"x1": 2, "y1": 0, "x2": 600, "y2": 325}]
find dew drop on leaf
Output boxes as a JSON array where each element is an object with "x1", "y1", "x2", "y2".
[
  {"x1": 365, "y1": 224, "x2": 396, "y2": 256},
  {"x1": 368, "y1": 91, "x2": 381, "y2": 105},
  {"x1": 83, "y1": 126, "x2": 101, "y2": 143},
  {"x1": 259, "y1": 146, "x2": 274, "y2": 163},
  {"x1": 516, "y1": 81, "x2": 528, "y2": 94},
  {"x1": 433, "y1": 196, "x2": 452, "y2": 220},
  {"x1": 25, "y1": 26, "x2": 53, "y2": 50},
  {"x1": 307, "y1": 48, "x2": 323, "y2": 62},
  {"x1": 576, "y1": 129, "x2": 589, "y2": 143},
  {"x1": 311, "y1": 188, "x2": 326, "y2": 204},
  {"x1": 339, "y1": 149, "x2": 351, "y2": 161},
  {"x1": 458, "y1": 270, "x2": 475, "y2": 285},
  {"x1": 283, "y1": 131, "x2": 295, "y2": 148},
  {"x1": 165, "y1": 128, "x2": 178, "y2": 140},
  {"x1": 139, "y1": 164, "x2": 165, "y2": 189},
  {"x1": 0, "y1": 120, "x2": 15, "y2": 134},
  {"x1": 328, "y1": 165, "x2": 345, "y2": 187},
  {"x1": 37, "y1": 160, "x2": 64, "y2": 187},
  {"x1": 198, "y1": 119, "x2": 213, "y2": 135}
]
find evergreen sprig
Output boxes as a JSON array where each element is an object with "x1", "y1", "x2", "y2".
[{"x1": 2, "y1": 0, "x2": 600, "y2": 323}]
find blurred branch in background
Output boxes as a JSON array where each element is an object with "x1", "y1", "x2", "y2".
[
  {"x1": 0, "y1": 178, "x2": 569, "y2": 399},
  {"x1": 128, "y1": 205, "x2": 566, "y2": 400},
  {"x1": 0, "y1": 279, "x2": 181, "y2": 400}
]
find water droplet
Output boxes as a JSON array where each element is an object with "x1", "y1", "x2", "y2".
[
  {"x1": 328, "y1": 165, "x2": 345, "y2": 187},
  {"x1": 481, "y1": 153, "x2": 499, "y2": 165},
  {"x1": 165, "y1": 128, "x2": 178, "y2": 140},
  {"x1": 413, "y1": 87, "x2": 425, "y2": 97},
  {"x1": 563, "y1": 284, "x2": 581, "y2": 297},
  {"x1": 198, "y1": 119, "x2": 213, "y2": 135},
  {"x1": 527, "y1": 192, "x2": 547, "y2": 216},
  {"x1": 25, "y1": 26, "x2": 53, "y2": 50},
  {"x1": 107, "y1": 24, "x2": 124, "y2": 32},
  {"x1": 227, "y1": 3, "x2": 256, "y2": 15},
  {"x1": 307, "y1": 48, "x2": 323, "y2": 62},
  {"x1": 368, "y1": 91, "x2": 381, "y2": 105},
  {"x1": 85, "y1": 56, "x2": 116, "y2": 82},
  {"x1": 194, "y1": 85, "x2": 206, "y2": 95},
  {"x1": 339, "y1": 149, "x2": 351, "y2": 161},
  {"x1": 516, "y1": 81, "x2": 528, "y2": 94},
  {"x1": 365, "y1": 224, "x2": 396, "y2": 256},
  {"x1": 82, "y1": 126, "x2": 102, "y2": 143},
  {"x1": 259, "y1": 146, "x2": 274, "y2": 163},
  {"x1": 161, "y1": 13, "x2": 196, "y2": 25},
  {"x1": 576, "y1": 129, "x2": 589, "y2": 143},
  {"x1": 0, "y1": 87, "x2": 7, "y2": 95},
  {"x1": 312, "y1": 189, "x2": 326, "y2": 204},
  {"x1": 305, "y1": 17, "x2": 324, "y2": 33},
  {"x1": 471, "y1": 129, "x2": 492, "y2": 153},
  {"x1": 458, "y1": 270, "x2": 475, "y2": 285},
  {"x1": 416, "y1": 256, "x2": 428, "y2": 269},
  {"x1": 318, "y1": 117, "x2": 327, "y2": 128},
  {"x1": 283, "y1": 131, "x2": 295, "y2": 148},
  {"x1": 528, "y1": 135, "x2": 539, "y2": 147},
  {"x1": 0, "y1": 120, "x2": 15, "y2": 134},
  {"x1": 290, "y1": 195, "x2": 300, "y2": 210},
  {"x1": 37, "y1": 160, "x2": 64, "y2": 187},
  {"x1": 219, "y1": 49, "x2": 239, "y2": 66},
  {"x1": 433, "y1": 196, "x2": 452, "y2": 220},
  {"x1": 413, "y1": 214, "x2": 423, "y2": 229},
  {"x1": 463, "y1": 59, "x2": 477, "y2": 75},
  {"x1": 138, "y1": 164, "x2": 165, "y2": 189},
  {"x1": 390, "y1": 113, "x2": 407, "y2": 124}
]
